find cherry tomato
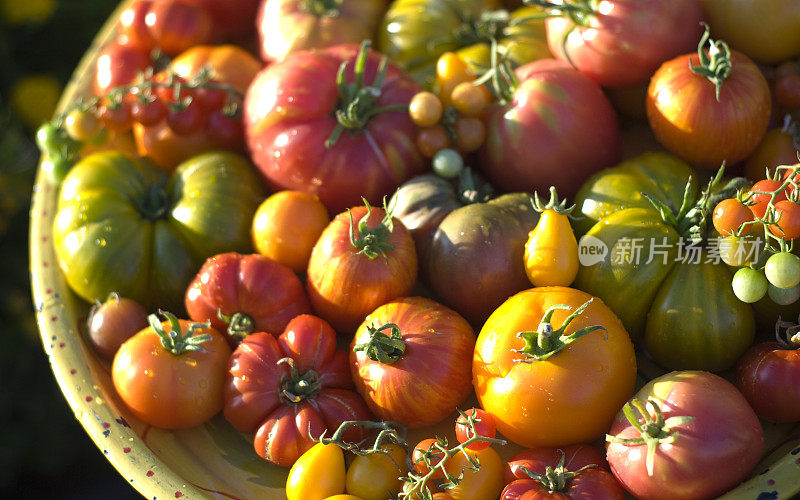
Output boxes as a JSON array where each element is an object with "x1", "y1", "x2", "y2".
[
  {"x1": 97, "y1": 101, "x2": 133, "y2": 132},
  {"x1": 251, "y1": 190, "x2": 331, "y2": 274},
  {"x1": 455, "y1": 408, "x2": 496, "y2": 451},
  {"x1": 417, "y1": 125, "x2": 451, "y2": 158},
  {"x1": 412, "y1": 438, "x2": 446, "y2": 480},
  {"x1": 410, "y1": 91, "x2": 444, "y2": 127},
  {"x1": 166, "y1": 99, "x2": 206, "y2": 135},
  {"x1": 717, "y1": 235, "x2": 762, "y2": 267},
  {"x1": 144, "y1": 0, "x2": 213, "y2": 55},
  {"x1": 712, "y1": 198, "x2": 755, "y2": 236},
  {"x1": 87, "y1": 294, "x2": 148, "y2": 361},
  {"x1": 64, "y1": 108, "x2": 102, "y2": 142},
  {"x1": 436, "y1": 52, "x2": 473, "y2": 107},
  {"x1": 130, "y1": 96, "x2": 166, "y2": 127},
  {"x1": 452, "y1": 116, "x2": 485, "y2": 153},
  {"x1": 443, "y1": 446, "x2": 504, "y2": 500},
  {"x1": 770, "y1": 199, "x2": 800, "y2": 240},
  {"x1": 111, "y1": 312, "x2": 232, "y2": 429},
  {"x1": 765, "y1": 251, "x2": 800, "y2": 289},
  {"x1": 748, "y1": 179, "x2": 788, "y2": 218},
  {"x1": 432, "y1": 148, "x2": 464, "y2": 179},
  {"x1": 345, "y1": 443, "x2": 407, "y2": 500},
  {"x1": 206, "y1": 111, "x2": 244, "y2": 150},
  {"x1": 731, "y1": 267, "x2": 769, "y2": 303},
  {"x1": 450, "y1": 81, "x2": 490, "y2": 117}
]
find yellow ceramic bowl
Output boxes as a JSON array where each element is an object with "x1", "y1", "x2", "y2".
[{"x1": 29, "y1": 1, "x2": 800, "y2": 499}]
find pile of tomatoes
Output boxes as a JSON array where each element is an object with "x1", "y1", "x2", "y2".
[{"x1": 32, "y1": 0, "x2": 800, "y2": 499}]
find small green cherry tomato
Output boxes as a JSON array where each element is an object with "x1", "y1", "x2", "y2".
[
  {"x1": 432, "y1": 148, "x2": 464, "y2": 179},
  {"x1": 732, "y1": 267, "x2": 768, "y2": 303},
  {"x1": 768, "y1": 283, "x2": 800, "y2": 305},
  {"x1": 765, "y1": 251, "x2": 800, "y2": 289}
]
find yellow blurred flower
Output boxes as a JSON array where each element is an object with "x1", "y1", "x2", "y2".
[
  {"x1": 9, "y1": 74, "x2": 62, "y2": 128},
  {"x1": 1, "y1": 0, "x2": 56, "y2": 24}
]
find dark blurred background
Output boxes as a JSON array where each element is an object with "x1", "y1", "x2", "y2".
[{"x1": 0, "y1": 0, "x2": 139, "y2": 497}]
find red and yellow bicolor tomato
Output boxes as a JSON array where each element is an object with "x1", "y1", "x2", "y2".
[{"x1": 473, "y1": 287, "x2": 637, "y2": 448}]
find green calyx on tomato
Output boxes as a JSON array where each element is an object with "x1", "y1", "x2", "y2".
[
  {"x1": 688, "y1": 23, "x2": 732, "y2": 102},
  {"x1": 298, "y1": 0, "x2": 345, "y2": 17},
  {"x1": 514, "y1": 450, "x2": 596, "y2": 494},
  {"x1": 605, "y1": 398, "x2": 694, "y2": 477},
  {"x1": 216, "y1": 309, "x2": 255, "y2": 341},
  {"x1": 148, "y1": 310, "x2": 212, "y2": 355},
  {"x1": 349, "y1": 198, "x2": 396, "y2": 259},
  {"x1": 326, "y1": 41, "x2": 407, "y2": 147},
  {"x1": 513, "y1": 298, "x2": 606, "y2": 361},
  {"x1": 532, "y1": 186, "x2": 575, "y2": 216},
  {"x1": 277, "y1": 357, "x2": 323, "y2": 403},
  {"x1": 352, "y1": 322, "x2": 406, "y2": 364}
]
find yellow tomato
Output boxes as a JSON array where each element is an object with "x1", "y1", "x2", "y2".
[
  {"x1": 443, "y1": 446, "x2": 504, "y2": 500},
  {"x1": 473, "y1": 287, "x2": 637, "y2": 448},
  {"x1": 286, "y1": 442, "x2": 346, "y2": 500},
  {"x1": 346, "y1": 444, "x2": 408, "y2": 500},
  {"x1": 524, "y1": 188, "x2": 579, "y2": 287},
  {"x1": 251, "y1": 190, "x2": 330, "y2": 273},
  {"x1": 325, "y1": 496, "x2": 363, "y2": 500}
]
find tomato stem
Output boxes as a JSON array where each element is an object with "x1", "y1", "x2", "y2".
[
  {"x1": 217, "y1": 310, "x2": 255, "y2": 342},
  {"x1": 278, "y1": 357, "x2": 322, "y2": 403},
  {"x1": 148, "y1": 310, "x2": 212, "y2": 355},
  {"x1": 531, "y1": 186, "x2": 576, "y2": 216},
  {"x1": 353, "y1": 322, "x2": 406, "y2": 364},
  {"x1": 513, "y1": 299, "x2": 606, "y2": 362},
  {"x1": 348, "y1": 197, "x2": 396, "y2": 259},
  {"x1": 515, "y1": 450, "x2": 597, "y2": 493},
  {"x1": 689, "y1": 23, "x2": 732, "y2": 102},
  {"x1": 605, "y1": 398, "x2": 694, "y2": 477}
]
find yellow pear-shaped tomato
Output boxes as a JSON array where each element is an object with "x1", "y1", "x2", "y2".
[
  {"x1": 286, "y1": 442, "x2": 346, "y2": 500},
  {"x1": 524, "y1": 188, "x2": 579, "y2": 287},
  {"x1": 346, "y1": 443, "x2": 407, "y2": 500}
]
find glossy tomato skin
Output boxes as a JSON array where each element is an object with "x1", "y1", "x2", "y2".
[
  {"x1": 424, "y1": 192, "x2": 539, "y2": 326},
  {"x1": 473, "y1": 287, "x2": 637, "y2": 448},
  {"x1": 646, "y1": 49, "x2": 771, "y2": 170},
  {"x1": 224, "y1": 315, "x2": 371, "y2": 466},
  {"x1": 178, "y1": 0, "x2": 261, "y2": 41},
  {"x1": 350, "y1": 297, "x2": 476, "y2": 428},
  {"x1": 501, "y1": 471, "x2": 625, "y2": 500},
  {"x1": 444, "y1": 446, "x2": 505, "y2": 500},
  {"x1": 93, "y1": 41, "x2": 151, "y2": 96},
  {"x1": 307, "y1": 205, "x2": 418, "y2": 333},
  {"x1": 184, "y1": 252, "x2": 312, "y2": 345},
  {"x1": 257, "y1": 0, "x2": 385, "y2": 63},
  {"x1": 606, "y1": 371, "x2": 763, "y2": 500},
  {"x1": 546, "y1": 0, "x2": 705, "y2": 88},
  {"x1": 699, "y1": 0, "x2": 800, "y2": 64},
  {"x1": 479, "y1": 58, "x2": 620, "y2": 199},
  {"x1": 244, "y1": 44, "x2": 425, "y2": 213},
  {"x1": 112, "y1": 319, "x2": 232, "y2": 429},
  {"x1": 736, "y1": 341, "x2": 800, "y2": 422},
  {"x1": 53, "y1": 151, "x2": 265, "y2": 311}
]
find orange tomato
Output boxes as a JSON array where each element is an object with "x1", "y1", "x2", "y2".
[
  {"x1": 251, "y1": 190, "x2": 330, "y2": 273},
  {"x1": 473, "y1": 287, "x2": 637, "y2": 448},
  {"x1": 111, "y1": 313, "x2": 231, "y2": 429},
  {"x1": 443, "y1": 446, "x2": 504, "y2": 500},
  {"x1": 170, "y1": 44, "x2": 262, "y2": 96}
]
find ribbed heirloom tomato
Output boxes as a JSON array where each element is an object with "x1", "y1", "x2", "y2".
[{"x1": 473, "y1": 287, "x2": 637, "y2": 448}]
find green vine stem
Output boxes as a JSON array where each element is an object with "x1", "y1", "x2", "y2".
[
  {"x1": 353, "y1": 322, "x2": 407, "y2": 364},
  {"x1": 512, "y1": 299, "x2": 606, "y2": 362},
  {"x1": 521, "y1": 0, "x2": 598, "y2": 70},
  {"x1": 688, "y1": 22, "x2": 732, "y2": 102},
  {"x1": 325, "y1": 40, "x2": 408, "y2": 147},
  {"x1": 514, "y1": 449, "x2": 597, "y2": 493},
  {"x1": 739, "y1": 163, "x2": 800, "y2": 255},
  {"x1": 401, "y1": 421, "x2": 507, "y2": 500},
  {"x1": 277, "y1": 357, "x2": 322, "y2": 404},
  {"x1": 217, "y1": 309, "x2": 255, "y2": 342},
  {"x1": 148, "y1": 310, "x2": 212, "y2": 355},
  {"x1": 606, "y1": 399, "x2": 694, "y2": 477},
  {"x1": 349, "y1": 197, "x2": 397, "y2": 259},
  {"x1": 316, "y1": 420, "x2": 409, "y2": 467}
]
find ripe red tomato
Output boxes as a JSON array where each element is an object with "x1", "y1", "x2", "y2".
[
  {"x1": 178, "y1": 0, "x2": 260, "y2": 41},
  {"x1": 646, "y1": 30, "x2": 771, "y2": 170},
  {"x1": 306, "y1": 202, "x2": 418, "y2": 332},
  {"x1": 243, "y1": 43, "x2": 425, "y2": 213},
  {"x1": 736, "y1": 338, "x2": 800, "y2": 422},
  {"x1": 545, "y1": 0, "x2": 705, "y2": 88},
  {"x1": 93, "y1": 41, "x2": 151, "y2": 96},
  {"x1": 479, "y1": 58, "x2": 620, "y2": 198},
  {"x1": 184, "y1": 252, "x2": 312, "y2": 346},
  {"x1": 224, "y1": 315, "x2": 371, "y2": 467},
  {"x1": 500, "y1": 443, "x2": 626, "y2": 500},
  {"x1": 412, "y1": 438, "x2": 446, "y2": 480},
  {"x1": 455, "y1": 408, "x2": 496, "y2": 451},
  {"x1": 143, "y1": 0, "x2": 213, "y2": 55},
  {"x1": 770, "y1": 199, "x2": 800, "y2": 240},
  {"x1": 350, "y1": 297, "x2": 475, "y2": 428},
  {"x1": 112, "y1": 312, "x2": 232, "y2": 429},
  {"x1": 712, "y1": 198, "x2": 754, "y2": 235},
  {"x1": 606, "y1": 371, "x2": 763, "y2": 500}
]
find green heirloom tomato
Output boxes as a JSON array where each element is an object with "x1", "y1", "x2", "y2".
[
  {"x1": 572, "y1": 152, "x2": 695, "y2": 236},
  {"x1": 574, "y1": 156, "x2": 755, "y2": 372},
  {"x1": 53, "y1": 150, "x2": 265, "y2": 310},
  {"x1": 378, "y1": 0, "x2": 551, "y2": 86}
]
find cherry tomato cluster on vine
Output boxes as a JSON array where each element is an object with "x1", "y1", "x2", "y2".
[{"x1": 409, "y1": 52, "x2": 490, "y2": 159}]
